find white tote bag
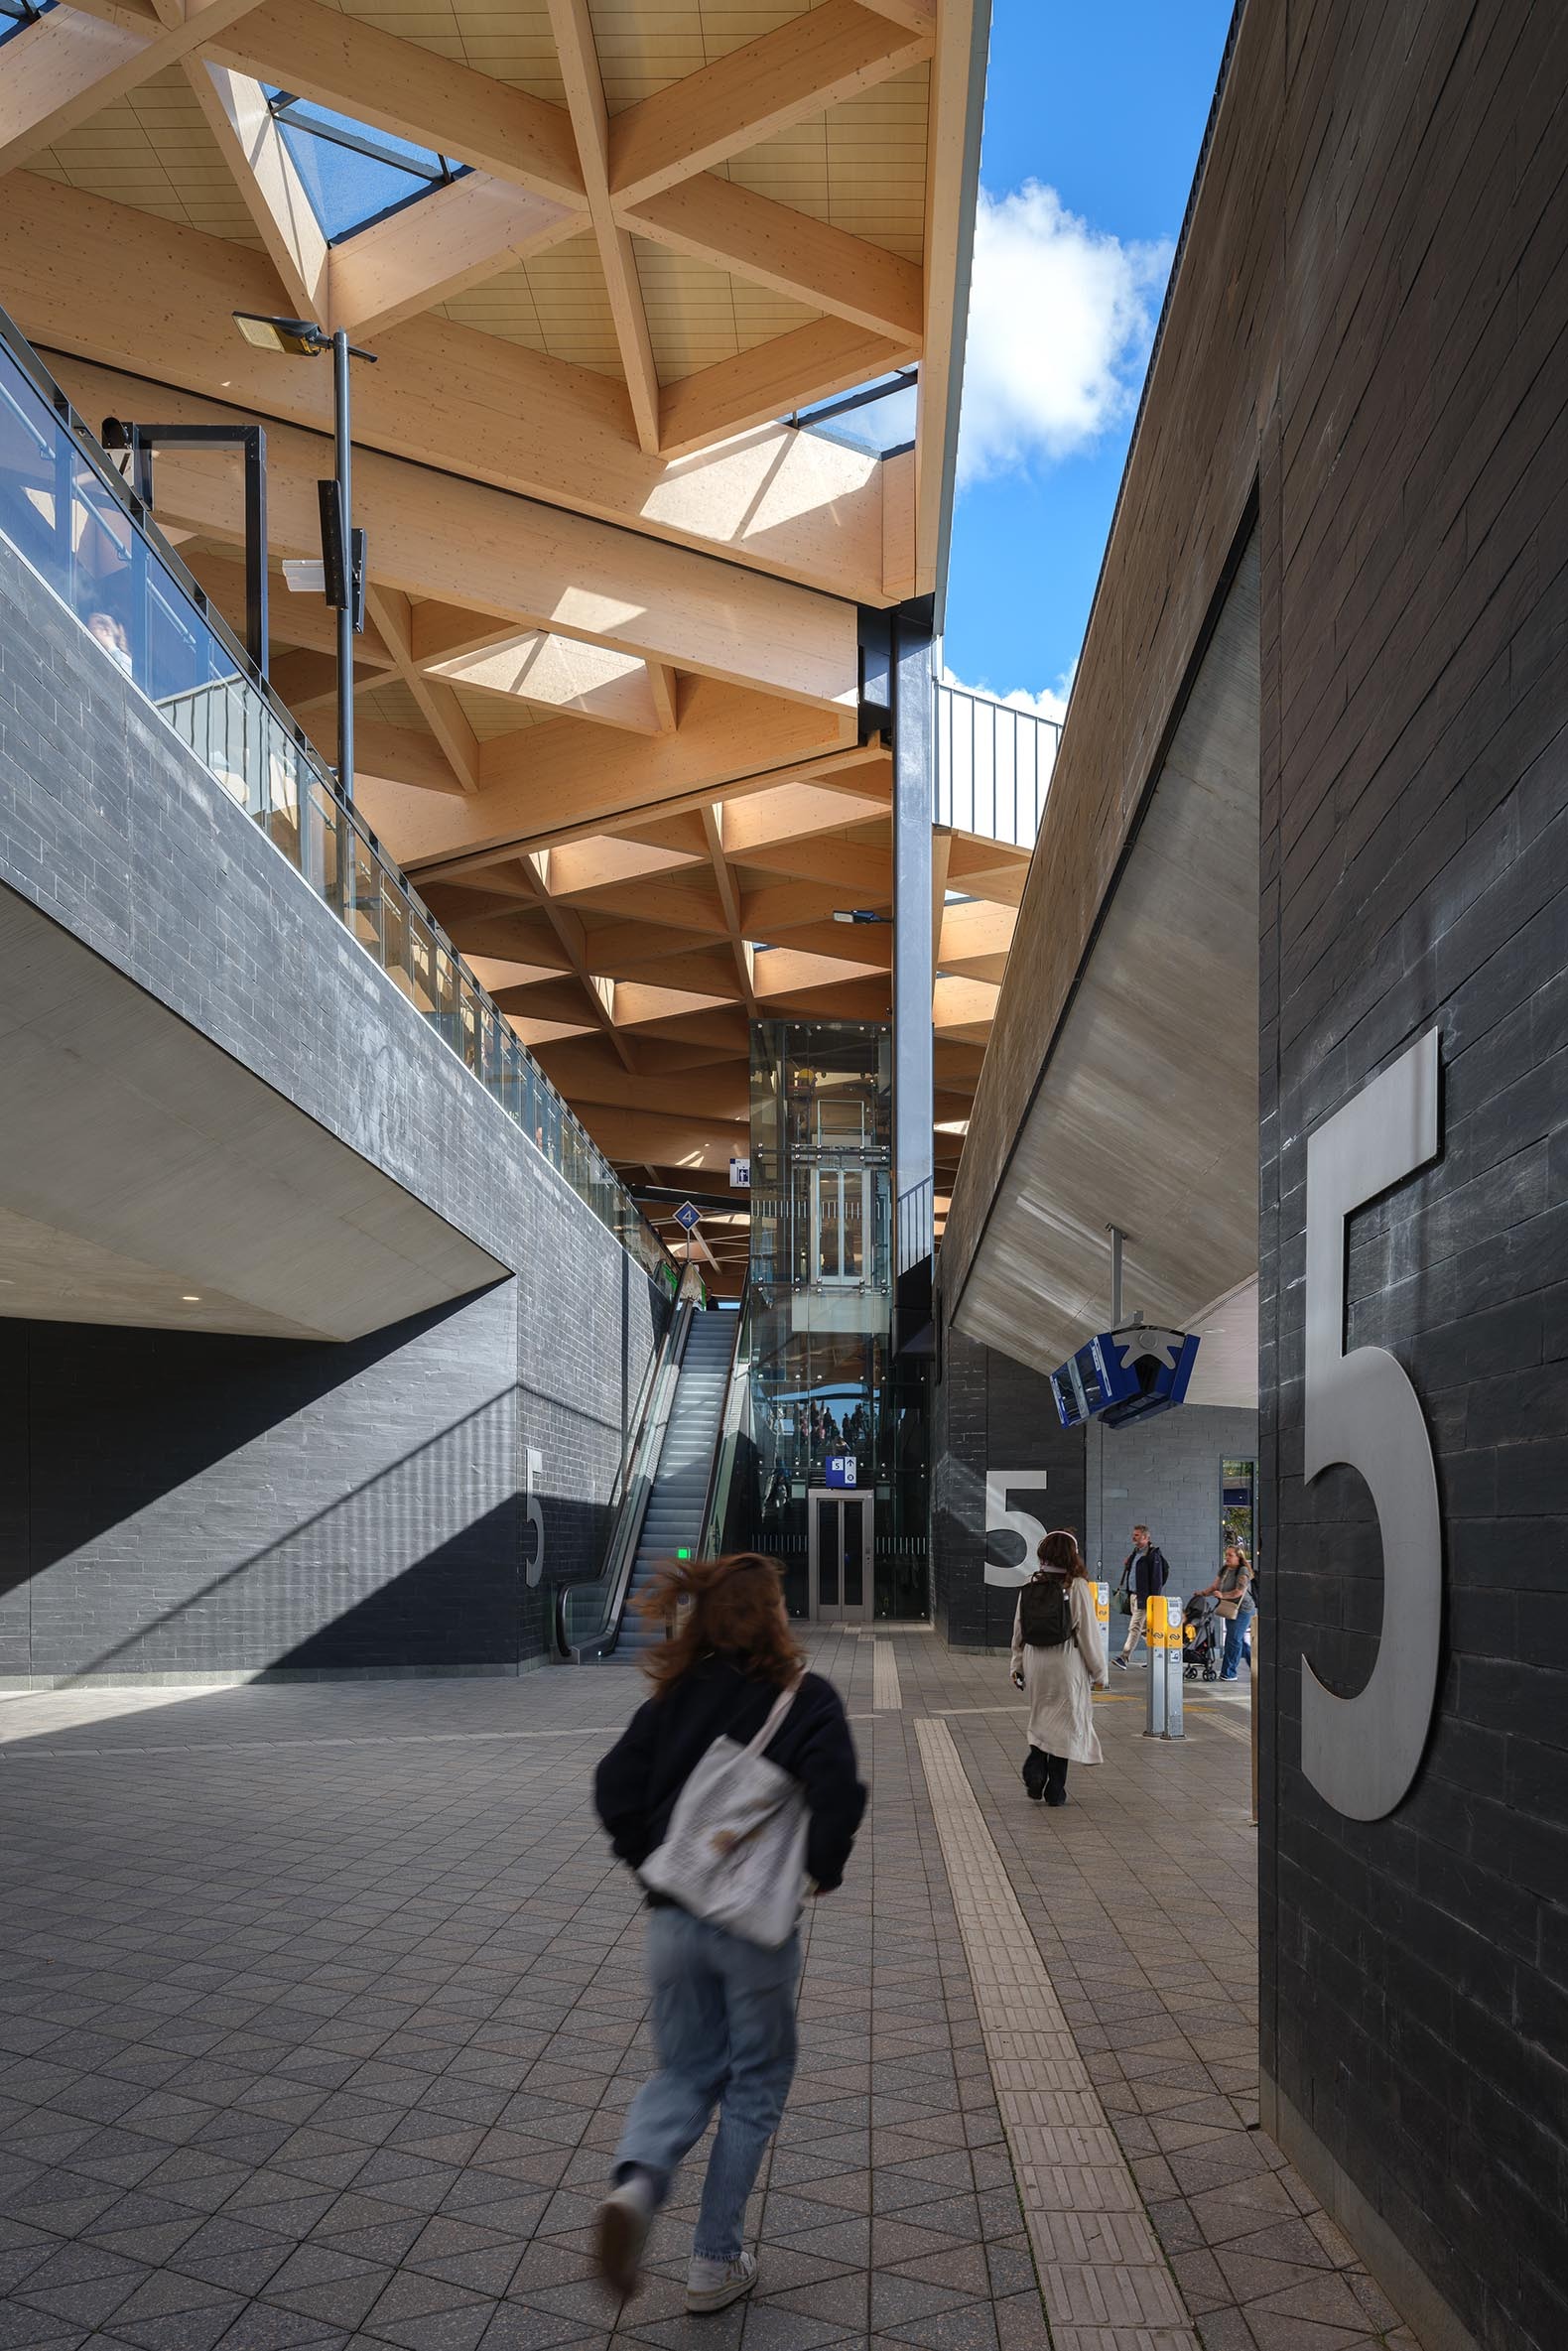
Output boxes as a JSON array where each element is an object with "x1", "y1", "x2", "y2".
[{"x1": 638, "y1": 1677, "x2": 808, "y2": 1949}]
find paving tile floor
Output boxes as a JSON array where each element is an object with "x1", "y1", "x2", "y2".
[{"x1": 0, "y1": 1634, "x2": 1417, "y2": 2351}]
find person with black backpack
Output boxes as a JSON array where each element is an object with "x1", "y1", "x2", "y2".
[{"x1": 1008, "y1": 1528, "x2": 1109, "y2": 1806}]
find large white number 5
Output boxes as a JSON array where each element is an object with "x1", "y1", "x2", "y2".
[
  {"x1": 983, "y1": 1471, "x2": 1049, "y2": 1588},
  {"x1": 1302, "y1": 1029, "x2": 1441, "y2": 1819}
]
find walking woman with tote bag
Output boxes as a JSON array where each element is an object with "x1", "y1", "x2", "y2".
[
  {"x1": 592, "y1": 1553, "x2": 865, "y2": 2313},
  {"x1": 1009, "y1": 1528, "x2": 1110, "y2": 1806}
]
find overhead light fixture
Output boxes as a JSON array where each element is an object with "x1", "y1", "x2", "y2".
[
  {"x1": 832, "y1": 908, "x2": 892, "y2": 925},
  {"x1": 232, "y1": 313, "x2": 329, "y2": 357},
  {"x1": 181, "y1": 1293, "x2": 201, "y2": 1302},
  {"x1": 283, "y1": 559, "x2": 327, "y2": 593}
]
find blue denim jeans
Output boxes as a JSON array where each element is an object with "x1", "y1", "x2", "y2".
[
  {"x1": 615, "y1": 1905, "x2": 800, "y2": 2261},
  {"x1": 1222, "y1": 1600, "x2": 1255, "y2": 1678}
]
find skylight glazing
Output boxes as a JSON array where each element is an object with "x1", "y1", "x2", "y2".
[
  {"x1": 262, "y1": 87, "x2": 468, "y2": 243},
  {"x1": 787, "y1": 371, "x2": 918, "y2": 459},
  {"x1": 0, "y1": 0, "x2": 56, "y2": 50}
]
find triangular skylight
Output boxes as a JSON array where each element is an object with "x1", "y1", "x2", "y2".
[{"x1": 262, "y1": 86, "x2": 468, "y2": 244}]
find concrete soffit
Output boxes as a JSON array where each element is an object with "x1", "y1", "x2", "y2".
[{"x1": 953, "y1": 530, "x2": 1261, "y2": 1378}]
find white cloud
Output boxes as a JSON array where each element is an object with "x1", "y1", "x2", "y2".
[
  {"x1": 957, "y1": 182, "x2": 1170, "y2": 488},
  {"x1": 942, "y1": 662, "x2": 1077, "y2": 728}
]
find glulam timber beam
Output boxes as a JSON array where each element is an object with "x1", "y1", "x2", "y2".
[
  {"x1": 364, "y1": 588, "x2": 480, "y2": 794},
  {"x1": 328, "y1": 173, "x2": 582, "y2": 338},
  {"x1": 426, "y1": 633, "x2": 670, "y2": 737},
  {"x1": 183, "y1": 62, "x2": 327, "y2": 321},
  {"x1": 0, "y1": 0, "x2": 263, "y2": 171},
  {"x1": 659, "y1": 319, "x2": 915, "y2": 461},
  {"x1": 546, "y1": 0, "x2": 660, "y2": 456},
  {"x1": 44, "y1": 359, "x2": 860, "y2": 712},
  {"x1": 623, "y1": 175, "x2": 924, "y2": 344},
  {"x1": 608, "y1": 1, "x2": 933, "y2": 207},
  {"x1": 8, "y1": 178, "x2": 890, "y2": 602},
  {"x1": 358, "y1": 686, "x2": 873, "y2": 874},
  {"x1": 200, "y1": 0, "x2": 586, "y2": 202}
]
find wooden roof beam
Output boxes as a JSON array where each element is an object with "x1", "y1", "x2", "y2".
[
  {"x1": 199, "y1": 0, "x2": 585, "y2": 202},
  {"x1": 1, "y1": 0, "x2": 260, "y2": 171},
  {"x1": 547, "y1": 0, "x2": 660, "y2": 456},
  {"x1": 46, "y1": 360, "x2": 859, "y2": 711},
  {"x1": 328, "y1": 173, "x2": 583, "y2": 339},
  {"x1": 426, "y1": 632, "x2": 671, "y2": 737},
  {"x1": 520, "y1": 856, "x2": 637, "y2": 1071},
  {"x1": 660, "y1": 319, "x2": 915, "y2": 461},
  {"x1": 623, "y1": 175, "x2": 924, "y2": 345},
  {"x1": 12, "y1": 177, "x2": 889, "y2": 602},
  {"x1": 184, "y1": 63, "x2": 327, "y2": 322},
  {"x1": 364, "y1": 587, "x2": 481, "y2": 794},
  {"x1": 608, "y1": 0, "x2": 933, "y2": 207},
  {"x1": 702, "y1": 806, "x2": 759, "y2": 1014}
]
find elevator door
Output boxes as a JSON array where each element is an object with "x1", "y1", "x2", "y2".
[{"x1": 809, "y1": 1491, "x2": 871, "y2": 1624}]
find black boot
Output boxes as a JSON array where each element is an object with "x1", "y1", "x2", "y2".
[
  {"x1": 1021, "y1": 1746, "x2": 1048, "y2": 1801},
  {"x1": 1043, "y1": 1755, "x2": 1069, "y2": 1807}
]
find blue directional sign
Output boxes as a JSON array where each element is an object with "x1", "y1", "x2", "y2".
[
  {"x1": 673, "y1": 1201, "x2": 702, "y2": 1233},
  {"x1": 825, "y1": 1455, "x2": 857, "y2": 1489}
]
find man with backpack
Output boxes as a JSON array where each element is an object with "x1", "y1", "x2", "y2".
[{"x1": 1113, "y1": 1522, "x2": 1170, "y2": 1669}]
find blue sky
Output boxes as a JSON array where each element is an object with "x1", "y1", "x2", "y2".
[{"x1": 943, "y1": 1, "x2": 1236, "y2": 713}]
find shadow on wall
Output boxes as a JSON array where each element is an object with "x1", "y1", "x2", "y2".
[{"x1": 0, "y1": 1287, "x2": 620, "y2": 1683}]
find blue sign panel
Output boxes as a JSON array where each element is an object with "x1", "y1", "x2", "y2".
[
  {"x1": 1050, "y1": 1326, "x2": 1200, "y2": 1431},
  {"x1": 673, "y1": 1201, "x2": 702, "y2": 1233},
  {"x1": 825, "y1": 1455, "x2": 857, "y2": 1489}
]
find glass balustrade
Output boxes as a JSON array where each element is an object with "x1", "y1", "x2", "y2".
[{"x1": 0, "y1": 310, "x2": 679, "y2": 1298}]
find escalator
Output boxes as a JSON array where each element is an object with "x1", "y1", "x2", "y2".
[
  {"x1": 556, "y1": 1303, "x2": 744, "y2": 1660},
  {"x1": 615, "y1": 1309, "x2": 737, "y2": 1655}
]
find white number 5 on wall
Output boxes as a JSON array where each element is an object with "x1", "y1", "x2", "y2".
[
  {"x1": 1302, "y1": 1028, "x2": 1442, "y2": 1820},
  {"x1": 983, "y1": 1471, "x2": 1050, "y2": 1588}
]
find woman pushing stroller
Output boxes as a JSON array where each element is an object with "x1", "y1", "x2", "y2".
[{"x1": 1009, "y1": 1528, "x2": 1109, "y2": 1806}]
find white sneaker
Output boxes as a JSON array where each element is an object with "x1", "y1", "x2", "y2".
[
  {"x1": 594, "y1": 2173, "x2": 655, "y2": 2298},
  {"x1": 686, "y1": 2249, "x2": 758, "y2": 2312}
]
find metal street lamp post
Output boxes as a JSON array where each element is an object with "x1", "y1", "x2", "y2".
[{"x1": 232, "y1": 313, "x2": 377, "y2": 803}]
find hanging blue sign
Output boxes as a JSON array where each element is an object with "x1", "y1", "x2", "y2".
[{"x1": 825, "y1": 1456, "x2": 858, "y2": 1489}]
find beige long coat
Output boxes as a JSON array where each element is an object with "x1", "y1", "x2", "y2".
[{"x1": 1010, "y1": 1574, "x2": 1109, "y2": 1764}]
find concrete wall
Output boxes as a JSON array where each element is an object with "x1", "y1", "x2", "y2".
[
  {"x1": 1084, "y1": 1406, "x2": 1258, "y2": 1600},
  {"x1": 932, "y1": 1322, "x2": 1087, "y2": 1649},
  {"x1": 0, "y1": 540, "x2": 669, "y2": 1683}
]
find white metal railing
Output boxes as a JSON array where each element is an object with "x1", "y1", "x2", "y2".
[{"x1": 935, "y1": 681, "x2": 1060, "y2": 847}]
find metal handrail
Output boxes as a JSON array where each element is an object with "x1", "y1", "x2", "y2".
[
  {"x1": 0, "y1": 305, "x2": 679, "y2": 1295},
  {"x1": 555, "y1": 1302, "x2": 694, "y2": 1660}
]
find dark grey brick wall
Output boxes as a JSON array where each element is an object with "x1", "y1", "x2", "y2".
[
  {"x1": 1085, "y1": 1406, "x2": 1258, "y2": 1600},
  {"x1": 0, "y1": 541, "x2": 669, "y2": 1683},
  {"x1": 932, "y1": 1319, "x2": 1087, "y2": 1649},
  {"x1": 1256, "y1": 7, "x2": 1568, "y2": 2347}
]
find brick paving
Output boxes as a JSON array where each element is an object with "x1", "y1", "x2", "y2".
[{"x1": 0, "y1": 1635, "x2": 1417, "y2": 2351}]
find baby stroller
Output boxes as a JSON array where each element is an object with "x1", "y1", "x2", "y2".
[{"x1": 1182, "y1": 1592, "x2": 1223, "y2": 1680}]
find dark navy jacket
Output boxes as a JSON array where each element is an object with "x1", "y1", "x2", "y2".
[
  {"x1": 594, "y1": 1652, "x2": 866, "y2": 1895},
  {"x1": 1123, "y1": 1544, "x2": 1171, "y2": 1602}
]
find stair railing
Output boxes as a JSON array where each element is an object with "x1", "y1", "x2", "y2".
[{"x1": 555, "y1": 1302, "x2": 693, "y2": 1660}]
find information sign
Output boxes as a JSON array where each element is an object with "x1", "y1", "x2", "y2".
[
  {"x1": 825, "y1": 1455, "x2": 858, "y2": 1489},
  {"x1": 673, "y1": 1201, "x2": 702, "y2": 1233}
]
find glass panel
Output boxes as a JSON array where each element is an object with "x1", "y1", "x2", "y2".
[
  {"x1": 816, "y1": 1500, "x2": 841, "y2": 1611},
  {"x1": 843, "y1": 1173, "x2": 864, "y2": 1280},
  {"x1": 816, "y1": 1169, "x2": 843, "y2": 1282},
  {"x1": 842, "y1": 1501, "x2": 865, "y2": 1610}
]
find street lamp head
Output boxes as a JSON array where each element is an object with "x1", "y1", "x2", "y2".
[
  {"x1": 232, "y1": 312, "x2": 327, "y2": 357},
  {"x1": 832, "y1": 908, "x2": 892, "y2": 925}
]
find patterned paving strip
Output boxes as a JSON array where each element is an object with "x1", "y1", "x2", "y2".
[
  {"x1": 914, "y1": 1715, "x2": 1200, "y2": 2351},
  {"x1": 872, "y1": 1640, "x2": 903, "y2": 1711}
]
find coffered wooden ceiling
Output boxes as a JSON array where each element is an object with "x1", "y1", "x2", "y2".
[{"x1": 1, "y1": 0, "x2": 1012, "y2": 1292}]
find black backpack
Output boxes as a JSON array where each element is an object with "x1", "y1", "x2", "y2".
[{"x1": 1018, "y1": 1577, "x2": 1073, "y2": 1648}]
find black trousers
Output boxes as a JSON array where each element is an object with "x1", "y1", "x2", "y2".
[{"x1": 1021, "y1": 1746, "x2": 1069, "y2": 1801}]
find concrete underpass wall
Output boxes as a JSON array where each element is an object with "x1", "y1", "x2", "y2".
[{"x1": 0, "y1": 541, "x2": 670, "y2": 1683}]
